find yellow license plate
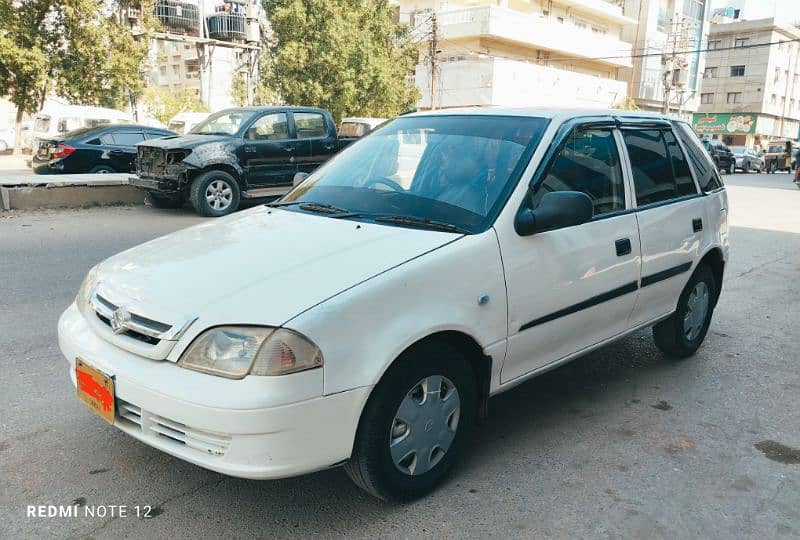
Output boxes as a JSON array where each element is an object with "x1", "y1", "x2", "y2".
[{"x1": 75, "y1": 358, "x2": 115, "y2": 424}]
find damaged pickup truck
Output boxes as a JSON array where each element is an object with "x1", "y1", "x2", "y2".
[{"x1": 131, "y1": 106, "x2": 356, "y2": 216}]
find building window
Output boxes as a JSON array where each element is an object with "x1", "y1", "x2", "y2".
[
  {"x1": 701, "y1": 93, "x2": 714, "y2": 104},
  {"x1": 704, "y1": 67, "x2": 717, "y2": 79},
  {"x1": 791, "y1": 99, "x2": 796, "y2": 110},
  {"x1": 730, "y1": 65, "x2": 745, "y2": 77},
  {"x1": 734, "y1": 38, "x2": 748, "y2": 48},
  {"x1": 771, "y1": 94, "x2": 777, "y2": 105},
  {"x1": 708, "y1": 40, "x2": 722, "y2": 50},
  {"x1": 775, "y1": 67, "x2": 781, "y2": 82},
  {"x1": 782, "y1": 97, "x2": 786, "y2": 108},
  {"x1": 727, "y1": 92, "x2": 742, "y2": 104}
]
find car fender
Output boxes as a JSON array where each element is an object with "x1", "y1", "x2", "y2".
[
  {"x1": 284, "y1": 229, "x2": 509, "y2": 397},
  {"x1": 182, "y1": 141, "x2": 245, "y2": 179}
]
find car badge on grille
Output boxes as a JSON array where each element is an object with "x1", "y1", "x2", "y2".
[{"x1": 110, "y1": 307, "x2": 132, "y2": 334}]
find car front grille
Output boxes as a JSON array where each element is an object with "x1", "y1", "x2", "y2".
[
  {"x1": 136, "y1": 147, "x2": 190, "y2": 179},
  {"x1": 117, "y1": 399, "x2": 231, "y2": 456},
  {"x1": 92, "y1": 293, "x2": 172, "y2": 345}
]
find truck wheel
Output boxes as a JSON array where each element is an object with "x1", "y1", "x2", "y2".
[
  {"x1": 189, "y1": 170, "x2": 240, "y2": 217},
  {"x1": 345, "y1": 340, "x2": 476, "y2": 501},
  {"x1": 653, "y1": 264, "x2": 717, "y2": 359},
  {"x1": 144, "y1": 192, "x2": 183, "y2": 209}
]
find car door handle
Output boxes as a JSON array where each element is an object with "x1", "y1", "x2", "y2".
[
  {"x1": 281, "y1": 146, "x2": 296, "y2": 153},
  {"x1": 324, "y1": 144, "x2": 335, "y2": 151},
  {"x1": 693, "y1": 218, "x2": 703, "y2": 232},
  {"x1": 615, "y1": 238, "x2": 632, "y2": 256}
]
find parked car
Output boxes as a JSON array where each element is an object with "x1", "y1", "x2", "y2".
[
  {"x1": 131, "y1": 106, "x2": 357, "y2": 216},
  {"x1": 32, "y1": 105, "x2": 130, "y2": 155},
  {"x1": 764, "y1": 140, "x2": 793, "y2": 173},
  {"x1": 60, "y1": 108, "x2": 729, "y2": 500},
  {"x1": 702, "y1": 138, "x2": 735, "y2": 174},
  {"x1": 0, "y1": 124, "x2": 32, "y2": 152},
  {"x1": 729, "y1": 146, "x2": 764, "y2": 173},
  {"x1": 338, "y1": 117, "x2": 386, "y2": 138},
  {"x1": 32, "y1": 124, "x2": 175, "y2": 174},
  {"x1": 167, "y1": 112, "x2": 210, "y2": 135}
]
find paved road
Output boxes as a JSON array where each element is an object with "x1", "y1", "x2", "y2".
[{"x1": 1, "y1": 173, "x2": 799, "y2": 539}]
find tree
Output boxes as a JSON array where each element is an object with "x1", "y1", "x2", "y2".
[
  {"x1": 262, "y1": 0, "x2": 418, "y2": 123},
  {"x1": 0, "y1": 0, "x2": 154, "y2": 153},
  {"x1": 613, "y1": 97, "x2": 640, "y2": 111},
  {"x1": 142, "y1": 86, "x2": 208, "y2": 124}
]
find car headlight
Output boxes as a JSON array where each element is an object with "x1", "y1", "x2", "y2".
[
  {"x1": 177, "y1": 326, "x2": 323, "y2": 379},
  {"x1": 76, "y1": 265, "x2": 100, "y2": 315}
]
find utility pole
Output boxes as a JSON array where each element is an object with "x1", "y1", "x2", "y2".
[
  {"x1": 662, "y1": 16, "x2": 690, "y2": 116},
  {"x1": 428, "y1": 12, "x2": 438, "y2": 110}
]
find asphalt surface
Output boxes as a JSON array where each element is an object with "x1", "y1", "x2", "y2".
[{"x1": 1, "y1": 173, "x2": 799, "y2": 539}]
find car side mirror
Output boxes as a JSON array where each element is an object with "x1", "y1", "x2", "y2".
[
  {"x1": 293, "y1": 172, "x2": 309, "y2": 186},
  {"x1": 515, "y1": 191, "x2": 594, "y2": 236}
]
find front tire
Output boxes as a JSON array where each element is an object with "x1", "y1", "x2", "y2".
[
  {"x1": 728, "y1": 162, "x2": 735, "y2": 175},
  {"x1": 189, "y1": 170, "x2": 240, "y2": 217},
  {"x1": 653, "y1": 264, "x2": 717, "y2": 358},
  {"x1": 345, "y1": 340, "x2": 476, "y2": 501}
]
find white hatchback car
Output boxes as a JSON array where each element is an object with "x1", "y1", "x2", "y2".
[{"x1": 59, "y1": 108, "x2": 729, "y2": 500}]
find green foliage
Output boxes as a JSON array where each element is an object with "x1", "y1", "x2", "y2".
[
  {"x1": 0, "y1": 0, "x2": 154, "y2": 151},
  {"x1": 262, "y1": 0, "x2": 418, "y2": 123},
  {"x1": 613, "y1": 97, "x2": 640, "y2": 111},
  {"x1": 143, "y1": 86, "x2": 208, "y2": 124}
]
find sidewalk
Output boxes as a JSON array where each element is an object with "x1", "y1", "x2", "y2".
[{"x1": 0, "y1": 152, "x2": 32, "y2": 173}]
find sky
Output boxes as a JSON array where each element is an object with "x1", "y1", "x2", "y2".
[{"x1": 709, "y1": 0, "x2": 800, "y2": 24}]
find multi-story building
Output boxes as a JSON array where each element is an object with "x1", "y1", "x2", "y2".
[
  {"x1": 621, "y1": 0, "x2": 710, "y2": 117},
  {"x1": 693, "y1": 17, "x2": 800, "y2": 147},
  {"x1": 397, "y1": 0, "x2": 636, "y2": 110}
]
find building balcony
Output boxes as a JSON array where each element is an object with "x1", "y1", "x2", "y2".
[
  {"x1": 421, "y1": 5, "x2": 634, "y2": 68},
  {"x1": 414, "y1": 56, "x2": 628, "y2": 109}
]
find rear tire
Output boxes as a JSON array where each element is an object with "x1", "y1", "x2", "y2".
[
  {"x1": 89, "y1": 165, "x2": 115, "y2": 174},
  {"x1": 653, "y1": 264, "x2": 717, "y2": 359},
  {"x1": 345, "y1": 340, "x2": 476, "y2": 501},
  {"x1": 727, "y1": 162, "x2": 735, "y2": 175},
  {"x1": 189, "y1": 170, "x2": 240, "y2": 217},
  {"x1": 743, "y1": 161, "x2": 750, "y2": 173}
]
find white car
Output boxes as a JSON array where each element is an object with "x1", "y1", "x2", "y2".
[{"x1": 58, "y1": 108, "x2": 729, "y2": 501}]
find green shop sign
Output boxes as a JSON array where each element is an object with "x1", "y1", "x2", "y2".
[{"x1": 692, "y1": 113, "x2": 756, "y2": 134}]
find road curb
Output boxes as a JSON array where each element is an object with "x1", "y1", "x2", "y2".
[{"x1": 0, "y1": 173, "x2": 144, "y2": 211}]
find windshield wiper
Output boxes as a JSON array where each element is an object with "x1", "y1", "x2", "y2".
[
  {"x1": 373, "y1": 215, "x2": 470, "y2": 234},
  {"x1": 267, "y1": 201, "x2": 358, "y2": 217}
]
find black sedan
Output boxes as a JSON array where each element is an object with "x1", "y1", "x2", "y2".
[{"x1": 33, "y1": 124, "x2": 175, "y2": 174}]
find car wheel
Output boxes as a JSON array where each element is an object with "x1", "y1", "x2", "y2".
[
  {"x1": 189, "y1": 170, "x2": 241, "y2": 217},
  {"x1": 89, "y1": 165, "x2": 115, "y2": 174},
  {"x1": 728, "y1": 162, "x2": 735, "y2": 175},
  {"x1": 743, "y1": 161, "x2": 750, "y2": 173},
  {"x1": 345, "y1": 340, "x2": 476, "y2": 501},
  {"x1": 769, "y1": 161, "x2": 777, "y2": 173},
  {"x1": 653, "y1": 264, "x2": 717, "y2": 359},
  {"x1": 0, "y1": 140, "x2": 8, "y2": 152},
  {"x1": 144, "y1": 192, "x2": 184, "y2": 209}
]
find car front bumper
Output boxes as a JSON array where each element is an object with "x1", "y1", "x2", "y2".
[{"x1": 58, "y1": 302, "x2": 370, "y2": 479}]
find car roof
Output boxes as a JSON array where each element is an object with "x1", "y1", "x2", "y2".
[
  {"x1": 405, "y1": 106, "x2": 681, "y2": 124},
  {"x1": 217, "y1": 106, "x2": 329, "y2": 114}
]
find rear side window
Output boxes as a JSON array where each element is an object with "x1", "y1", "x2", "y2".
[
  {"x1": 112, "y1": 131, "x2": 146, "y2": 145},
  {"x1": 674, "y1": 123, "x2": 723, "y2": 192},
  {"x1": 623, "y1": 129, "x2": 697, "y2": 206},
  {"x1": 294, "y1": 112, "x2": 327, "y2": 139},
  {"x1": 534, "y1": 128, "x2": 625, "y2": 216}
]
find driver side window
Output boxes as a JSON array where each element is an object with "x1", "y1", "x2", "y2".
[
  {"x1": 533, "y1": 128, "x2": 625, "y2": 217},
  {"x1": 246, "y1": 113, "x2": 290, "y2": 141}
]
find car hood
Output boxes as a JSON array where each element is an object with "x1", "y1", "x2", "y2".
[
  {"x1": 137, "y1": 133, "x2": 233, "y2": 150},
  {"x1": 92, "y1": 206, "x2": 459, "y2": 328}
]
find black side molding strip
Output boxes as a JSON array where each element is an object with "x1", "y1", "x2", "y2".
[
  {"x1": 519, "y1": 281, "x2": 639, "y2": 332},
  {"x1": 641, "y1": 262, "x2": 692, "y2": 288}
]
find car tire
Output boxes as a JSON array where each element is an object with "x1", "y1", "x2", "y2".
[
  {"x1": 189, "y1": 170, "x2": 241, "y2": 217},
  {"x1": 144, "y1": 192, "x2": 184, "y2": 209},
  {"x1": 344, "y1": 340, "x2": 477, "y2": 501},
  {"x1": 0, "y1": 140, "x2": 8, "y2": 152},
  {"x1": 743, "y1": 161, "x2": 750, "y2": 173},
  {"x1": 653, "y1": 264, "x2": 717, "y2": 359},
  {"x1": 89, "y1": 165, "x2": 115, "y2": 174},
  {"x1": 728, "y1": 162, "x2": 735, "y2": 175}
]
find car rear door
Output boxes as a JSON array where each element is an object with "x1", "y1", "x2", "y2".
[
  {"x1": 499, "y1": 121, "x2": 642, "y2": 383},
  {"x1": 621, "y1": 124, "x2": 705, "y2": 326},
  {"x1": 293, "y1": 111, "x2": 337, "y2": 174},
  {"x1": 240, "y1": 112, "x2": 303, "y2": 187},
  {"x1": 108, "y1": 129, "x2": 147, "y2": 172}
]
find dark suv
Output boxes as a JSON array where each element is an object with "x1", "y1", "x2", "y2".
[{"x1": 702, "y1": 139, "x2": 735, "y2": 174}]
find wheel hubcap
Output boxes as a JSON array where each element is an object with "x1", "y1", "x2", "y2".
[
  {"x1": 683, "y1": 282, "x2": 710, "y2": 341},
  {"x1": 205, "y1": 179, "x2": 233, "y2": 210},
  {"x1": 389, "y1": 375, "x2": 461, "y2": 476}
]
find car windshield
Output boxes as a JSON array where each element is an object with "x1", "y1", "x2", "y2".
[
  {"x1": 190, "y1": 110, "x2": 256, "y2": 135},
  {"x1": 279, "y1": 115, "x2": 549, "y2": 233}
]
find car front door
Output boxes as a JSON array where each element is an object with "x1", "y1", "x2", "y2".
[
  {"x1": 621, "y1": 126, "x2": 705, "y2": 326},
  {"x1": 293, "y1": 111, "x2": 337, "y2": 174},
  {"x1": 240, "y1": 112, "x2": 304, "y2": 187},
  {"x1": 499, "y1": 123, "x2": 642, "y2": 384}
]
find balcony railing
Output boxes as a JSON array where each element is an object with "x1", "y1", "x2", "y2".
[{"x1": 419, "y1": 6, "x2": 633, "y2": 68}]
